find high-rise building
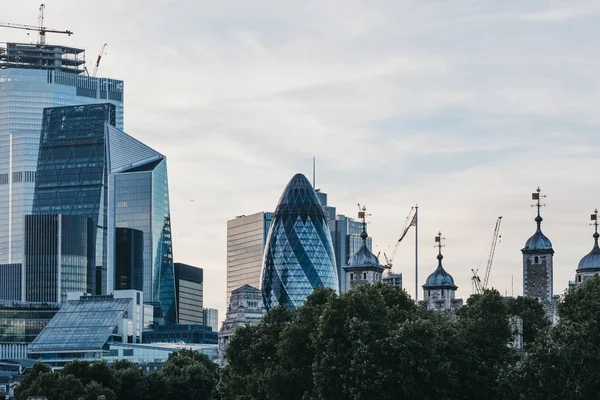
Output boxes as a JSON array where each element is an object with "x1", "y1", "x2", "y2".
[
  {"x1": 262, "y1": 173, "x2": 338, "y2": 311},
  {"x1": 203, "y1": 308, "x2": 219, "y2": 332},
  {"x1": 0, "y1": 42, "x2": 124, "y2": 269},
  {"x1": 382, "y1": 272, "x2": 403, "y2": 288},
  {"x1": 23, "y1": 214, "x2": 94, "y2": 303},
  {"x1": 29, "y1": 103, "x2": 176, "y2": 324},
  {"x1": 226, "y1": 212, "x2": 273, "y2": 304},
  {"x1": 521, "y1": 188, "x2": 554, "y2": 318},
  {"x1": 174, "y1": 263, "x2": 204, "y2": 325}
]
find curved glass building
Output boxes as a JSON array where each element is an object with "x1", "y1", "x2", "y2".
[{"x1": 261, "y1": 173, "x2": 338, "y2": 311}]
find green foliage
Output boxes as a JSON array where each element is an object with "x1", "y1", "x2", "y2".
[{"x1": 14, "y1": 350, "x2": 219, "y2": 400}]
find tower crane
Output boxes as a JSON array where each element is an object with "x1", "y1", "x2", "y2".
[
  {"x1": 383, "y1": 207, "x2": 416, "y2": 270},
  {"x1": 0, "y1": 4, "x2": 73, "y2": 45},
  {"x1": 471, "y1": 216, "x2": 502, "y2": 294},
  {"x1": 92, "y1": 43, "x2": 107, "y2": 77}
]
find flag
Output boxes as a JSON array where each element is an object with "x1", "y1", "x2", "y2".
[
  {"x1": 398, "y1": 213, "x2": 417, "y2": 243},
  {"x1": 435, "y1": 236, "x2": 440, "y2": 243},
  {"x1": 592, "y1": 214, "x2": 597, "y2": 221},
  {"x1": 532, "y1": 192, "x2": 539, "y2": 200}
]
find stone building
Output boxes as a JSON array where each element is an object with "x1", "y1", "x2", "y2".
[
  {"x1": 218, "y1": 285, "x2": 266, "y2": 362},
  {"x1": 521, "y1": 188, "x2": 555, "y2": 319},
  {"x1": 343, "y1": 220, "x2": 384, "y2": 292},
  {"x1": 574, "y1": 209, "x2": 600, "y2": 286},
  {"x1": 419, "y1": 232, "x2": 463, "y2": 311}
]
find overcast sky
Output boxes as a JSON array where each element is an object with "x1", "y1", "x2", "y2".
[{"x1": 5, "y1": 0, "x2": 600, "y2": 323}]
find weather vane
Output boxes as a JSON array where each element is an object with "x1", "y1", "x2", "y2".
[
  {"x1": 434, "y1": 231, "x2": 445, "y2": 254},
  {"x1": 531, "y1": 186, "x2": 546, "y2": 216},
  {"x1": 591, "y1": 208, "x2": 599, "y2": 234}
]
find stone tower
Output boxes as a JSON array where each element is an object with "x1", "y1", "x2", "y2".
[
  {"x1": 521, "y1": 187, "x2": 554, "y2": 317},
  {"x1": 342, "y1": 206, "x2": 384, "y2": 292},
  {"x1": 575, "y1": 208, "x2": 600, "y2": 286},
  {"x1": 420, "y1": 231, "x2": 463, "y2": 311}
]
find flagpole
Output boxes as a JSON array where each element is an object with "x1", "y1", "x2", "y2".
[{"x1": 415, "y1": 205, "x2": 418, "y2": 303}]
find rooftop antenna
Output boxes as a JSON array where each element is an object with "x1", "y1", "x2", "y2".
[
  {"x1": 511, "y1": 274, "x2": 514, "y2": 297},
  {"x1": 312, "y1": 157, "x2": 316, "y2": 188}
]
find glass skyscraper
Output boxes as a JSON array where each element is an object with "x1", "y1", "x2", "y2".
[
  {"x1": 261, "y1": 173, "x2": 338, "y2": 311},
  {"x1": 29, "y1": 103, "x2": 176, "y2": 324},
  {"x1": 0, "y1": 42, "x2": 124, "y2": 268}
]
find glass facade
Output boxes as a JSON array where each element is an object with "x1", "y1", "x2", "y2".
[
  {"x1": 174, "y1": 263, "x2": 204, "y2": 325},
  {"x1": 226, "y1": 212, "x2": 273, "y2": 305},
  {"x1": 29, "y1": 296, "x2": 132, "y2": 353},
  {"x1": 115, "y1": 228, "x2": 144, "y2": 291},
  {"x1": 110, "y1": 158, "x2": 177, "y2": 325},
  {"x1": 0, "y1": 263, "x2": 21, "y2": 300},
  {"x1": 0, "y1": 56, "x2": 123, "y2": 267},
  {"x1": 0, "y1": 301, "x2": 59, "y2": 344},
  {"x1": 25, "y1": 103, "x2": 176, "y2": 324},
  {"x1": 262, "y1": 173, "x2": 338, "y2": 311},
  {"x1": 32, "y1": 104, "x2": 114, "y2": 294},
  {"x1": 23, "y1": 214, "x2": 94, "y2": 303}
]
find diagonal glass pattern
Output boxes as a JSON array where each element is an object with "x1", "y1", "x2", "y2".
[{"x1": 262, "y1": 174, "x2": 338, "y2": 311}]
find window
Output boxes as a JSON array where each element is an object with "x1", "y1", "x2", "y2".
[
  {"x1": 578, "y1": 275, "x2": 582, "y2": 283},
  {"x1": 123, "y1": 349, "x2": 134, "y2": 356},
  {"x1": 350, "y1": 273, "x2": 354, "y2": 280},
  {"x1": 363, "y1": 272, "x2": 367, "y2": 279},
  {"x1": 534, "y1": 256, "x2": 539, "y2": 264}
]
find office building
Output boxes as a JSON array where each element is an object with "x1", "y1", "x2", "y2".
[
  {"x1": 226, "y1": 212, "x2": 273, "y2": 304},
  {"x1": 143, "y1": 324, "x2": 217, "y2": 345},
  {"x1": 23, "y1": 214, "x2": 94, "y2": 303},
  {"x1": 0, "y1": 264, "x2": 21, "y2": 301},
  {"x1": 0, "y1": 42, "x2": 124, "y2": 269},
  {"x1": 115, "y1": 228, "x2": 144, "y2": 291},
  {"x1": 262, "y1": 173, "x2": 338, "y2": 311},
  {"x1": 382, "y1": 272, "x2": 403, "y2": 288},
  {"x1": 174, "y1": 263, "x2": 204, "y2": 325},
  {"x1": 30, "y1": 103, "x2": 176, "y2": 324},
  {"x1": 203, "y1": 308, "x2": 219, "y2": 332},
  {"x1": 0, "y1": 300, "x2": 60, "y2": 360},
  {"x1": 28, "y1": 291, "x2": 143, "y2": 368},
  {"x1": 218, "y1": 285, "x2": 265, "y2": 361}
]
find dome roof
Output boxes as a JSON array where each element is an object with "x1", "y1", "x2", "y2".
[
  {"x1": 273, "y1": 173, "x2": 325, "y2": 218},
  {"x1": 523, "y1": 215, "x2": 553, "y2": 252},
  {"x1": 348, "y1": 243, "x2": 383, "y2": 270},
  {"x1": 423, "y1": 253, "x2": 457, "y2": 289},
  {"x1": 578, "y1": 232, "x2": 600, "y2": 271}
]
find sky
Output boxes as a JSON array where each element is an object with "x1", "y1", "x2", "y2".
[{"x1": 4, "y1": 0, "x2": 600, "y2": 324}]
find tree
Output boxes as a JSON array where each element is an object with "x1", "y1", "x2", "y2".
[
  {"x1": 505, "y1": 295, "x2": 550, "y2": 347},
  {"x1": 161, "y1": 349, "x2": 220, "y2": 400}
]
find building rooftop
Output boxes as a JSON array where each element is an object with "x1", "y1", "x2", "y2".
[{"x1": 0, "y1": 42, "x2": 85, "y2": 74}]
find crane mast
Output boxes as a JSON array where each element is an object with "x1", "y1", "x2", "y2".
[
  {"x1": 471, "y1": 216, "x2": 502, "y2": 294},
  {"x1": 0, "y1": 4, "x2": 73, "y2": 44}
]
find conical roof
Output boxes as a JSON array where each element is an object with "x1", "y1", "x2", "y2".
[
  {"x1": 273, "y1": 173, "x2": 325, "y2": 218},
  {"x1": 423, "y1": 253, "x2": 457, "y2": 289},
  {"x1": 523, "y1": 214, "x2": 553, "y2": 253},
  {"x1": 578, "y1": 232, "x2": 600, "y2": 271}
]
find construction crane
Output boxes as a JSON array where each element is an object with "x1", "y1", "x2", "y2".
[
  {"x1": 382, "y1": 207, "x2": 416, "y2": 270},
  {"x1": 471, "y1": 216, "x2": 502, "y2": 294},
  {"x1": 0, "y1": 4, "x2": 73, "y2": 45},
  {"x1": 92, "y1": 43, "x2": 107, "y2": 77}
]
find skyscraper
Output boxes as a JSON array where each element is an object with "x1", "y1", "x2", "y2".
[
  {"x1": 28, "y1": 103, "x2": 176, "y2": 324},
  {"x1": 262, "y1": 173, "x2": 338, "y2": 311},
  {"x1": 226, "y1": 212, "x2": 273, "y2": 304},
  {"x1": 0, "y1": 42, "x2": 124, "y2": 268},
  {"x1": 174, "y1": 263, "x2": 204, "y2": 325}
]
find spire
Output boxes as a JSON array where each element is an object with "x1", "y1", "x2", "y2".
[
  {"x1": 357, "y1": 204, "x2": 370, "y2": 243},
  {"x1": 434, "y1": 231, "x2": 445, "y2": 265},
  {"x1": 591, "y1": 208, "x2": 599, "y2": 249},
  {"x1": 531, "y1": 187, "x2": 546, "y2": 232}
]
